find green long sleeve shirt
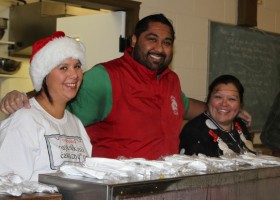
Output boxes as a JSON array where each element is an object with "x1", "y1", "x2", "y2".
[{"x1": 67, "y1": 64, "x2": 190, "y2": 126}]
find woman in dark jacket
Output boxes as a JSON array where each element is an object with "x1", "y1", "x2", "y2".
[{"x1": 179, "y1": 75, "x2": 255, "y2": 157}]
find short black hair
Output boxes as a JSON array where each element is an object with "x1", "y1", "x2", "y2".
[
  {"x1": 206, "y1": 74, "x2": 244, "y2": 106},
  {"x1": 134, "y1": 13, "x2": 175, "y2": 40}
]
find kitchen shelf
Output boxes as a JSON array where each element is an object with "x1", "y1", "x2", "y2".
[
  {"x1": 0, "y1": 40, "x2": 15, "y2": 45},
  {"x1": 0, "y1": 74, "x2": 27, "y2": 78}
]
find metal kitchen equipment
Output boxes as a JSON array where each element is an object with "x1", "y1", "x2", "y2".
[
  {"x1": 0, "y1": 58, "x2": 21, "y2": 74},
  {"x1": 8, "y1": 1, "x2": 115, "y2": 57},
  {"x1": 39, "y1": 165, "x2": 280, "y2": 200},
  {"x1": 0, "y1": 17, "x2": 8, "y2": 40}
]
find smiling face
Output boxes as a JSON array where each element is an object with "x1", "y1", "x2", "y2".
[
  {"x1": 131, "y1": 22, "x2": 174, "y2": 73},
  {"x1": 45, "y1": 57, "x2": 83, "y2": 104},
  {"x1": 207, "y1": 83, "x2": 241, "y2": 131}
]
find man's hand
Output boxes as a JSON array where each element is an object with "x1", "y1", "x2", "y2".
[
  {"x1": 238, "y1": 109, "x2": 252, "y2": 127},
  {"x1": 0, "y1": 90, "x2": 30, "y2": 115}
]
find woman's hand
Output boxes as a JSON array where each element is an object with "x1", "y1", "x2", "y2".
[{"x1": 238, "y1": 109, "x2": 252, "y2": 127}]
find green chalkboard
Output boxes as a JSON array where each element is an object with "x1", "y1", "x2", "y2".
[{"x1": 209, "y1": 22, "x2": 280, "y2": 132}]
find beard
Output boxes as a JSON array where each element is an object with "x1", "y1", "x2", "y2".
[{"x1": 132, "y1": 43, "x2": 172, "y2": 74}]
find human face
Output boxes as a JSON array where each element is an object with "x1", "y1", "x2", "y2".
[
  {"x1": 45, "y1": 58, "x2": 83, "y2": 104},
  {"x1": 131, "y1": 22, "x2": 174, "y2": 73},
  {"x1": 208, "y1": 83, "x2": 241, "y2": 131}
]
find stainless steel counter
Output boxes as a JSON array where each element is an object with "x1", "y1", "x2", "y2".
[{"x1": 39, "y1": 165, "x2": 280, "y2": 200}]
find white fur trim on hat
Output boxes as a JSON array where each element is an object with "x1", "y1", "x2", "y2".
[{"x1": 30, "y1": 37, "x2": 86, "y2": 91}]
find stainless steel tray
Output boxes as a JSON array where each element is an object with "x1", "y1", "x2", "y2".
[{"x1": 39, "y1": 166, "x2": 280, "y2": 200}]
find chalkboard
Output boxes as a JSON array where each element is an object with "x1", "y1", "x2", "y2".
[{"x1": 209, "y1": 22, "x2": 280, "y2": 132}]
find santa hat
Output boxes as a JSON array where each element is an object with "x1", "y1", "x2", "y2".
[{"x1": 30, "y1": 31, "x2": 86, "y2": 91}]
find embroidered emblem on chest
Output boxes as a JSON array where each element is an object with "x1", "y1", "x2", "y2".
[{"x1": 170, "y1": 96, "x2": 179, "y2": 115}]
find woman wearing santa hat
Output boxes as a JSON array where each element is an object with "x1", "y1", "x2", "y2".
[{"x1": 0, "y1": 31, "x2": 92, "y2": 181}]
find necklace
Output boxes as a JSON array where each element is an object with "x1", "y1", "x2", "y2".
[{"x1": 228, "y1": 132, "x2": 244, "y2": 154}]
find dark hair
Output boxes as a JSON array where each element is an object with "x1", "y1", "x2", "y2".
[
  {"x1": 206, "y1": 74, "x2": 244, "y2": 106},
  {"x1": 35, "y1": 77, "x2": 53, "y2": 104},
  {"x1": 134, "y1": 13, "x2": 175, "y2": 40}
]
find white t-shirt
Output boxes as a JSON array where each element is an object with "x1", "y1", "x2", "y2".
[{"x1": 0, "y1": 97, "x2": 92, "y2": 181}]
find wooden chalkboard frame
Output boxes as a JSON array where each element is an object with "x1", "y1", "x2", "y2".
[{"x1": 209, "y1": 21, "x2": 280, "y2": 132}]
